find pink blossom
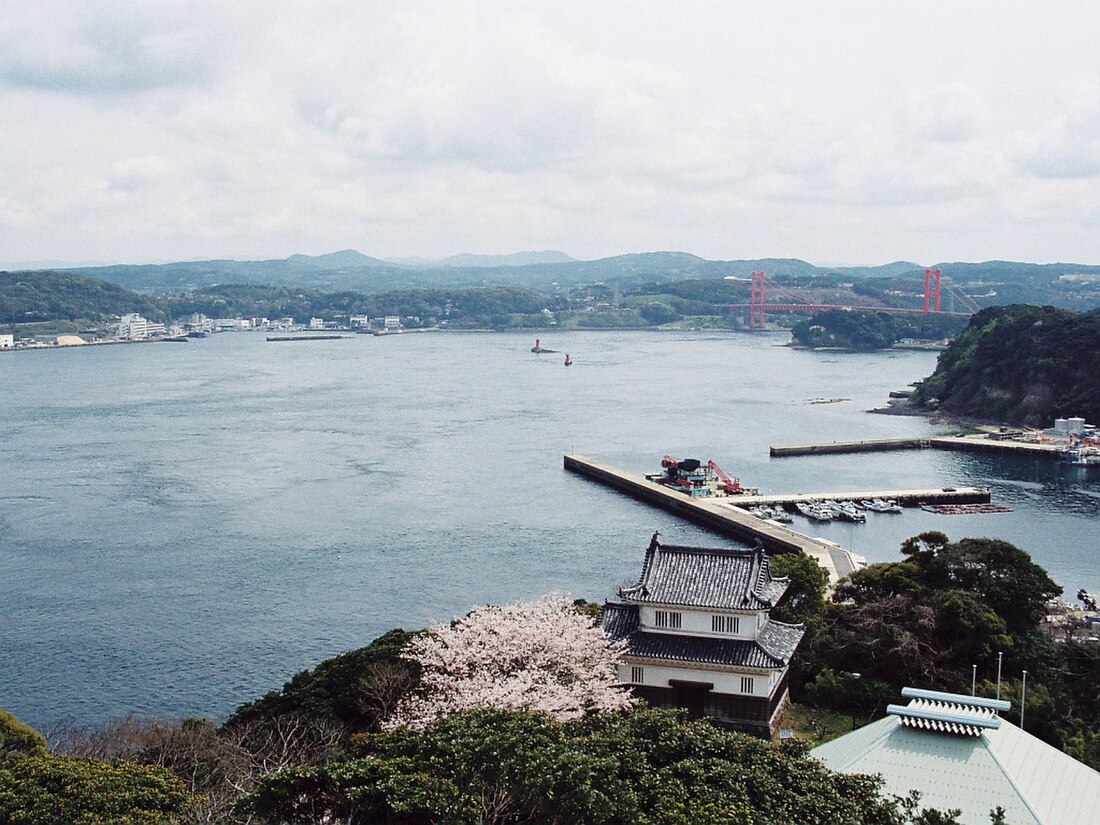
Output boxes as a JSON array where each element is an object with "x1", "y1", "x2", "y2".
[{"x1": 384, "y1": 593, "x2": 634, "y2": 730}]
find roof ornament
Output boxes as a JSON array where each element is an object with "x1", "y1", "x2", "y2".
[{"x1": 648, "y1": 530, "x2": 661, "y2": 552}]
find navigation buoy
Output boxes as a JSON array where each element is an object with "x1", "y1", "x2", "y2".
[{"x1": 564, "y1": 353, "x2": 572, "y2": 366}]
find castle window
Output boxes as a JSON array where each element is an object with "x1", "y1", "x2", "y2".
[
  {"x1": 741, "y1": 676, "x2": 754, "y2": 694},
  {"x1": 654, "y1": 610, "x2": 682, "y2": 629},
  {"x1": 631, "y1": 666, "x2": 645, "y2": 684},
  {"x1": 712, "y1": 615, "x2": 740, "y2": 634}
]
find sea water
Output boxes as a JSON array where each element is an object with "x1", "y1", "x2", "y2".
[{"x1": 1, "y1": 330, "x2": 1096, "y2": 729}]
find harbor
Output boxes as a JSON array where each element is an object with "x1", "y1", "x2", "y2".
[{"x1": 563, "y1": 453, "x2": 994, "y2": 585}]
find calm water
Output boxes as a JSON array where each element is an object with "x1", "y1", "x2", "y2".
[{"x1": 1, "y1": 331, "x2": 1097, "y2": 729}]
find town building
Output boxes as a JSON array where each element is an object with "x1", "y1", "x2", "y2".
[
  {"x1": 0, "y1": 333, "x2": 13, "y2": 348},
  {"x1": 180, "y1": 313, "x2": 213, "y2": 334},
  {"x1": 601, "y1": 534, "x2": 804, "y2": 737},
  {"x1": 117, "y1": 314, "x2": 149, "y2": 340},
  {"x1": 812, "y1": 687, "x2": 1100, "y2": 825},
  {"x1": 383, "y1": 315, "x2": 401, "y2": 330}
]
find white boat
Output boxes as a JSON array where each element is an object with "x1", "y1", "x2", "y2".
[
  {"x1": 796, "y1": 502, "x2": 835, "y2": 521},
  {"x1": 836, "y1": 503, "x2": 866, "y2": 523},
  {"x1": 865, "y1": 498, "x2": 903, "y2": 513}
]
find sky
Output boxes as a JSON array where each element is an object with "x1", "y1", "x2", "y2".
[{"x1": 1, "y1": 1, "x2": 1099, "y2": 267}]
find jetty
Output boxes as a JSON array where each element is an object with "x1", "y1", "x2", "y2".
[
  {"x1": 564, "y1": 454, "x2": 864, "y2": 583},
  {"x1": 743, "y1": 487, "x2": 989, "y2": 508},
  {"x1": 266, "y1": 334, "x2": 350, "y2": 342},
  {"x1": 770, "y1": 434, "x2": 1063, "y2": 459}
]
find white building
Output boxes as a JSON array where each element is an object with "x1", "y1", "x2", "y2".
[
  {"x1": 383, "y1": 316, "x2": 401, "y2": 330},
  {"x1": 309, "y1": 317, "x2": 325, "y2": 330},
  {"x1": 0, "y1": 333, "x2": 13, "y2": 348},
  {"x1": 118, "y1": 314, "x2": 149, "y2": 340},
  {"x1": 601, "y1": 535, "x2": 804, "y2": 737}
]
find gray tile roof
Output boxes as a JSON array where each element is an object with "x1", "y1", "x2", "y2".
[
  {"x1": 601, "y1": 602, "x2": 805, "y2": 669},
  {"x1": 618, "y1": 537, "x2": 789, "y2": 610}
]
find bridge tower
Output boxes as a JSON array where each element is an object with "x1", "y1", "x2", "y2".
[
  {"x1": 923, "y1": 268, "x2": 942, "y2": 314},
  {"x1": 749, "y1": 271, "x2": 766, "y2": 328}
]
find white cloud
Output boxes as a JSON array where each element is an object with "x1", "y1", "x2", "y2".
[{"x1": 0, "y1": 1, "x2": 1099, "y2": 264}]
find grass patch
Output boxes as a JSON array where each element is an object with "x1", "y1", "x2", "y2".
[{"x1": 782, "y1": 703, "x2": 858, "y2": 746}]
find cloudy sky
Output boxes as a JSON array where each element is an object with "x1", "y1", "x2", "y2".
[{"x1": 1, "y1": 1, "x2": 1098, "y2": 266}]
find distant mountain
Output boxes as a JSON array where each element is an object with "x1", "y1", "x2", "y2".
[
  {"x1": 286, "y1": 249, "x2": 392, "y2": 270},
  {"x1": 386, "y1": 250, "x2": 575, "y2": 268},
  {"x1": 6, "y1": 251, "x2": 1096, "y2": 310}
]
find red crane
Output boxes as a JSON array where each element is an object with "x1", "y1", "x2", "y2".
[{"x1": 707, "y1": 459, "x2": 744, "y2": 494}]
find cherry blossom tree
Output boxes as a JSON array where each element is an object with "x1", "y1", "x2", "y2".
[{"x1": 384, "y1": 593, "x2": 634, "y2": 730}]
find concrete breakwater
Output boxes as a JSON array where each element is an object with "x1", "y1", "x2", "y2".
[
  {"x1": 563, "y1": 454, "x2": 995, "y2": 584},
  {"x1": 563, "y1": 453, "x2": 864, "y2": 583},
  {"x1": 770, "y1": 435, "x2": 1063, "y2": 459}
]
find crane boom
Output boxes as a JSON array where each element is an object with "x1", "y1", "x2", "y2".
[{"x1": 706, "y1": 459, "x2": 743, "y2": 494}]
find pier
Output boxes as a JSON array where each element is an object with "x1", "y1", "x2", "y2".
[
  {"x1": 564, "y1": 454, "x2": 864, "y2": 583},
  {"x1": 744, "y1": 487, "x2": 989, "y2": 508},
  {"x1": 563, "y1": 454, "x2": 994, "y2": 585},
  {"x1": 770, "y1": 434, "x2": 1063, "y2": 459}
]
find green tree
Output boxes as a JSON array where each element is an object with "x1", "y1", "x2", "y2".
[
  {"x1": 812, "y1": 534, "x2": 1058, "y2": 698},
  {"x1": 227, "y1": 628, "x2": 420, "y2": 735},
  {"x1": 0, "y1": 709, "x2": 47, "y2": 756},
  {"x1": 240, "y1": 706, "x2": 959, "y2": 825},
  {"x1": 0, "y1": 751, "x2": 189, "y2": 825}
]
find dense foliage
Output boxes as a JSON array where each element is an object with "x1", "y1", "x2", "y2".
[
  {"x1": 0, "y1": 747, "x2": 189, "y2": 825},
  {"x1": 795, "y1": 532, "x2": 1100, "y2": 773},
  {"x1": 790, "y1": 310, "x2": 967, "y2": 350},
  {"x1": 0, "y1": 271, "x2": 167, "y2": 324},
  {"x1": 240, "y1": 706, "x2": 952, "y2": 825},
  {"x1": 801, "y1": 532, "x2": 1059, "y2": 711},
  {"x1": 166, "y1": 284, "x2": 569, "y2": 329},
  {"x1": 910, "y1": 304, "x2": 1100, "y2": 425},
  {"x1": 228, "y1": 628, "x2": 420, "y2": 734}
]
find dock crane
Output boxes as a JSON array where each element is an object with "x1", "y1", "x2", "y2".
[{"x1": 707, "y1": 459, "x2": 745, "y2": 495}]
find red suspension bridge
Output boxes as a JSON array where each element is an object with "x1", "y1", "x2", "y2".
[{"x1": 729, "y1": 269, "x2": 981, "y2": 328}]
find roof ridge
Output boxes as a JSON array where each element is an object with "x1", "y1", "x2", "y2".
[
  {"x1": 981, "y1": 725, "x2": 1051, "y2": 825},
  {"x1": 761, "y1": 617, "x2": 806, "y2": 631},
  {"x1": 656, "y1": 543, "x2": 758, "y2": 556}
]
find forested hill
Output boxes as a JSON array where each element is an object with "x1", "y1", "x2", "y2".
[
  {"x1": 0, "y1": 270, "x2": 167, "y2": 324},
  {"x1": 910, "y1": 304, "x2": 1100, "y2": 426}
]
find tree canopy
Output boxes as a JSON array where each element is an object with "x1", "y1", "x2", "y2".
[
  {"x1": 0, "y1": 710, "x2": 190, "y2": 825},
  {"x1": 911, "y1": 303, "x2": 1100, "y2": 425},
  {"x1": 805, "y1": 532, "x2": 1060, "y2": 712},
  {"x1": 241, "y1": 706, "x2": 957, "y2": 825}
]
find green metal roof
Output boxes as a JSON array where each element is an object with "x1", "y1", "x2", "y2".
[{"x1": 812, "y1": 692, "x2": 1100, "y2": 825}]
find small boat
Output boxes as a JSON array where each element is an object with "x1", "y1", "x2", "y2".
[
  {"x1": 865, "y1": 498, "x2": 903, "y2": 513},
  {"x1": 796, "y1": 502, "x2": 834, "y2": 521},
  {"x1": 835, "y1": 503, "x2": 866, "y2": 523},
  {"x1": 564, "y1": 353, "x2": 572, "y2": 366},
  {"x1": 767, "y1": 507, "x2": 793, "y2": 523}
]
